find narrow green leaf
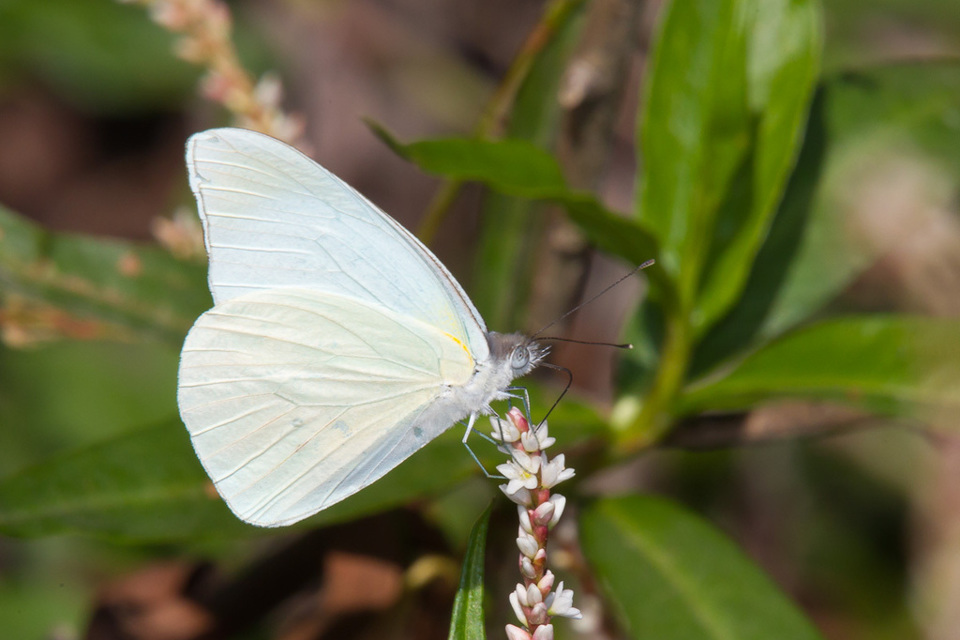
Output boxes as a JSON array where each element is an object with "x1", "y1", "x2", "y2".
[
  {"x1": 561, "y1": 196, "x2": 659, "y2": 268},
  {"x1": 0, "y1": 206, "x2": 210, "y2": 346},
  {"x1": 581, "y1": 495, "x2": 825, "y2": 640},
  {"x1": 680, "y1": 316, "x2": 960, "y2": 417},
  {"x1": 637, "y1": 0, "x2": 821, "y2": 333},
  {"x1": 700, "y1": 0, "x2": 821, "y2": 327},
  {"x1": 448, "y1": 504, "x2": 492, "y2": 640},
  {"x1": 689, "y1": 89, "x2": 828, "y2": 375},
  {"x1": 370, "y1": 126, "x2": 567, "y2": 196}
]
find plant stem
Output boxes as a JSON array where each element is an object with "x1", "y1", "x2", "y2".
[
  {"x1": 624, "y1": 310, "x2": 692, "y2": 450},
  {"x1": 416, "y1": 0, "x2": 584, "y2": 244}
]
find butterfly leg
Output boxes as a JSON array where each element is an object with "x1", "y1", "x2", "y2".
[
  {"x1": 460, "y1": 412, "x2": 510, "y2": 448},
  {"x1": 460, "y1": 413, "x2": 506, "y2": 479},
  {"x1": 505, "y1": 386, "x2": 535, "y2": 429},
  {"x1": 460, "y1": 411, "x2": 477, "y2": 444}
]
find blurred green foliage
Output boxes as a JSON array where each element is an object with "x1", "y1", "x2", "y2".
[
  {"x1": 0, "y1": 0, "x2": 195, "y2": 111},
  {"x1": 1, "y1": 0, "x2": 960, "y2": 638},
  {"x1": 581, "y1": 495, "x2": 824, "y2": 640}
]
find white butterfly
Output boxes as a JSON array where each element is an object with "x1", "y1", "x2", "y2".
[{"x1": 178, "y1": 128, "x2": 545, "y2": 527}]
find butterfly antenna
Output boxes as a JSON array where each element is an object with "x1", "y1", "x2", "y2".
[
  {"x1": 530, "y1": 259, "x2": 654, "y2": 339},
  {"x1": 537, "y1": 362, "x2": 573, "y2": 429},
  {"x1": 537, "y1": 336, "x2": 633, "y2": 350}
]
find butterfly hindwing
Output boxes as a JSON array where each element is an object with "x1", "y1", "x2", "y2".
[{"x1": 178, "y1": 288, "x2": 475, "y2": 526}]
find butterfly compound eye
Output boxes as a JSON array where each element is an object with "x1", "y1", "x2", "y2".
[{"x1": 511, "y1": 345, "x2": 531, "y2": 370}]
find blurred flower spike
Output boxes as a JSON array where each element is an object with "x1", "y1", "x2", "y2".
[
  {"x1": 118, "y1": 0, "x2": 303, "y2": 144},
  {"x1": 492, "y1": 407, "x2": 581, "y2": 640}
]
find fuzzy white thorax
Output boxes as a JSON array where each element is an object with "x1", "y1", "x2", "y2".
[{"x1": 410, "y1": 331, "x2": 545, "y2": 437}]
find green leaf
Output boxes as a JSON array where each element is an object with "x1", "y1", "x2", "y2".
[
  {"x1": 761, "y1": 63, "x2": 960, "y2": 337},
  {"x1": 0, "y1": 340, "x2": 180, "y2": 476},
  {"x1": 0, "y1": 421, "x2": 249, "y2": 541},
  {"x1": 637, "y1": 0, "x2": 821, "y2": 333},
  {"x1": 448, "y1": 504, "x2": 492, "y2": 640},
  {"x1": 693, "y1": 62, "x2": 960, "y2": 375},
  {"x1": 0, "y1": 386, "x2": 603, "y2": 541},
  {"x1": 371, "y1": 126, "x2": 566, "y2": 195},
  {"x1": 0, "y1": 205, "x2": 210, "y2": 346},
  {"x1": 680, "y1": 316, "x2": 960, "y2": 417},
  {"x1": 0, "y1": 0, "x2": 196, "y2": 112},
  {"x1": 689, "y1": 89, "x2": 828, "y2": 375},
  {"x1": 0, "y1": 540, "x2": 89, "y2": 640},
  {"x1": 0, "y1": 421, "x2": 478, "y2": 541},
  {"x1": 581, "y1": 495, "x2": 825, "y2": 640}
]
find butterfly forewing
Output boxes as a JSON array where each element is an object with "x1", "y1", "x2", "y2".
[{"x1": 186, "y1": 128, "x2": 489, "y2": 361}]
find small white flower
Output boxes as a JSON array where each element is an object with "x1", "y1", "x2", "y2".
[
  {"x1": 545, "y1": 581, "x2": 582, "y2": 619},
  {"x1": 540, "y1": 454, "x2": 575, "y2": 489},
  {"x1": 497, "y1": 459, "x2": 539, "y2": 495},
  {"x1": 520, "y1": 429, "x2": 542, "y2": 452},
  {"x1": 490, "y1": 415, "x2": 521, "y2": 443},
  {"x1": 500, "y1": 484, "x2": 533, "y2": 506},
  {"x1": 254, "y1": 73, "x2": 284, "y2": 109},
  {"x1": 149, "y1": 1, "x2": 187, "y2": 29},
  {"x1": 532, "y1": 623, "x2": 555, "y2": 640},
  {"x1": 509, "y1": 591, "x2": 527, "y2": 625},
  {"x1": 511, "y1": 449, "x2": 541, "y2": 474},
  {"x1": 505, "y1": 624, "x2": 531, "y2": 640},
  {"x1": 534, "y1": 422, "x2": 556, "y2": 450},
  {"x1": 517, "y1": 531, "x2": 539, "y2": 558},
  {"x1": 533, "y1": 548, "x2": 547, "y2": 564},
  {"x1": 547, "y1": 494, "x2": 566, "y2": 528}
]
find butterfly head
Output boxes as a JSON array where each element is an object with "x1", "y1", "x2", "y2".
[{"x1": 488, "y1": 332, "x2": 548, "y2": 378}]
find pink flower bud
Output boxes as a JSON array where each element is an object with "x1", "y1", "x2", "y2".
[
  {"x1": 532, "y1": 501, "x2": 555, "y2": 527},
  {"x1": 527, "y1": 602, "x2": 549, "y2": 625},
  {"x1": 520, "y1": 557, "x2": 537, "y2": 579},
  {"x1": 507, "y1": 407, "x2": 530, "y2": 432},
  {"x1": 517, "y1": 531, "x2": 539, "y2": 558},
  {"x1": 537, "y1": 570, "x2": 555, "y2": 594}
]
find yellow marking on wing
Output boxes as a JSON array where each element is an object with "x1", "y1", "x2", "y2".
[{"x1": 445, "y1": 332, "x2": 475, "y2": 366}]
